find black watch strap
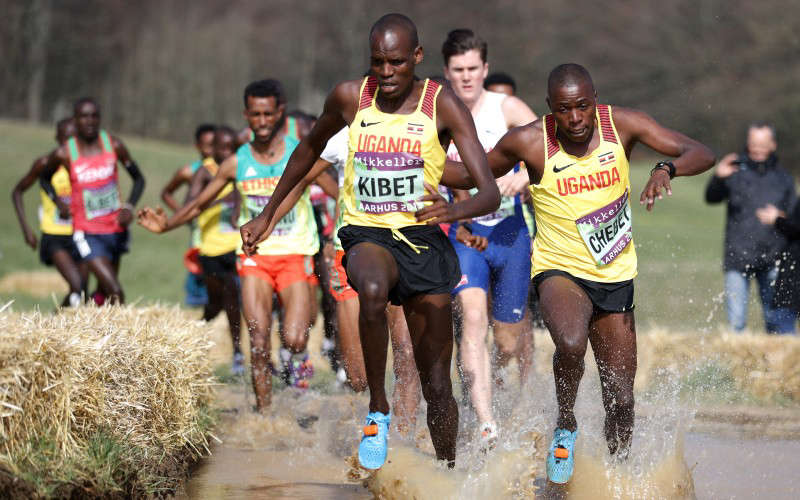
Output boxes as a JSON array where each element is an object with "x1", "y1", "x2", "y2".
[{"x1": 652, "y1": 161, "x2": 676, "y2": 179}]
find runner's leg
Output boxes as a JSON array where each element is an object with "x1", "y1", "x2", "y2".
[
  {"x1": 240, "y1": 274, "x2": 274, "y2": 411},
  {"x1": 388, "y1": 304, "x2": 421, "y2": 435},
  {"x1": 336, "y1": 296, "x2": 367, "y2": 391},
  {"x1": 403, "y1": 293, "x2": 458, "y2": 465},
  {"x1": 277, "y1": 280, "x2": 313, "y2": 353},
  {"x1": 345, "y1": 241, "x2": 399, "y2": 415},
  {"x1": 588, "y1": 311, "x2": 636, "y2": 457},
  {"x1": 538, "y1": 275, "x2": 594, "y2": 432},
  {"x1": 492, "y1": 319, "x2": 527, "y2": 387},
  {"x1": 457, "y1": 287, "x2": 493, "y2": 424},
  {"x1": 87, "y1": 256, "x2": 124, "y2": 304},
  {"x1": 51, "y1": 249, "x2": 84, "y2": 306}
]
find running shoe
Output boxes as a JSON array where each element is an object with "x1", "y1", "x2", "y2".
[
  {"x1": 546, "y1": 428, "x2": 578, "y2": 484},
  {"x1": 358, "y1": 411, "x2": 391, "y2": 470},
  {"x1": 231, "y1": 352, "x2": 245, "y2": 376},
  {"x1": 479, "y1": 421, "x2": 498, "y2": 452},
  {"x1": 288, "y1": 353, "x2": 314, "y2": 389}
]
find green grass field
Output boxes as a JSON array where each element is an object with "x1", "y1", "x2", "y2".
[{"x1": 0, "y1": 118, "x2": 769, "y2": 331}]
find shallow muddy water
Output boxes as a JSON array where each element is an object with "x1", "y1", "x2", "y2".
[{"x1": 183, "y1": 321, "x2": 800, "y2": 499}]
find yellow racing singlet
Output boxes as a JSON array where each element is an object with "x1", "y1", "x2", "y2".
[
  {"x1": 196, "y1": 158, "x2": 241, "y2": 257},
  {"x1": 39, "y1": 166, "x2": 72, "y2": 235},
  {"x1": 342, "y1": 77, "x2": 446, "y2": 230},
  {"x1": 532, "y1": 104, "x2": 637, "y2": 282}
]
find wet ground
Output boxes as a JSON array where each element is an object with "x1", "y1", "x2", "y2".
[{"x1": 179, "y1": 319, "x2": 800, "y2": 499}]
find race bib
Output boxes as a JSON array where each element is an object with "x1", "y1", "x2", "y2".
[
  {"x1": 353, "y1": 152, "x2": 425, "y2": 214},
  {"x1": 244, "y1": 194, "x2": 295, "y2": 236},
  {"x1": 471, "y1": 189, "x2": 516, "y2": 226},
  {"x1": 83, "y1": 183, "x2": 119, "y2": 220},
  {"x1": 575, "y1": 190, "x2": 632, "y2": 266}
]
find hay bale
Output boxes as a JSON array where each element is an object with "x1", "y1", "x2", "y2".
[{"x1": 0, "y1": 304, "x2": 216, "y2": 497}]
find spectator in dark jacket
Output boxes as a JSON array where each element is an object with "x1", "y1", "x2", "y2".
[
  {"x1": 757, "y1": 197, "x2": 800, "y2": 329},
  {"x1": 705, "y1": 123, "x2": 796, "y2": 333}
]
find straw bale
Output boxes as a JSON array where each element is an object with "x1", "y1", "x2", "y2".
[{"x1": 0, "y1": 304, "x2": 216, "y2": 497}]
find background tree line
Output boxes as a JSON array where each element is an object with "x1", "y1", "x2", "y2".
[{"x1": 2, "y1": 0, "x2": 799, "y2": 169}]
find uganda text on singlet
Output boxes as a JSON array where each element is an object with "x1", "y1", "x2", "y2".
[
  {"x1": 532, "y1": 104, "x2": 637, "y2": 282},
  {"x1": 341, "y1": 76, "x2": 446, "y2": 229}
]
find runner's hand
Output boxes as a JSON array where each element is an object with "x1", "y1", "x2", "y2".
[
  {"x1": 455, "y1": 224, "x2": 488, "y2": 251},
  {"x1": 136, "y1": 206, "x2": 168, "y2": 233},
  {"x1": 496, "y1": 169, "x2": 529, "y2": 197},
  {"x1": 240, "y1": 216, "x2": 272, "y2": 256},
  {"x1": 639, "y1": 168, "x2": 672, "y2": 212},
  {"x1": 56, "y1": 199, "x2": 71, "y2": 220},
  {"x1": 714, "y1": 153, "x2": 739, "y2": 178},
  {"x1": 23, "y1": 229, "x2": 37, "y2": 250},
  {"x1": 118, "y1": 207, "x2": 133, "y2": 226},
  {"x1": 756, "y1": 204, "x2": 784, "y2": 226},
  {"x1": 415, "y1": 183, "x2": 454, "y2": 224}
]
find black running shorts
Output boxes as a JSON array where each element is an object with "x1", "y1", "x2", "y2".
[
  {"x1": 39, "y1": 233, "x2": 80, "y2": 266},
  {"x1": 198, "y1": 251, "x2": 237, "y2": 278},
  {"x1": 338, "y1": 224, "x2": 461, "y2": 305},
  {"x1": 533, "y1": 269, "x2": 634, "y2": 313}
]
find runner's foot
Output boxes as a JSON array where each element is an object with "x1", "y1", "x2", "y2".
[
  {"x1": 358, "y1": 411, "x2": 391, "y2": 469},
  {"x1": 547, "y1": 428, "x2": 578, "y2": 484}
]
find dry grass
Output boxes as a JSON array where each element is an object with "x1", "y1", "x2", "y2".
[
  {"x1": 0, "y1": 303, "x2": 217, "y2": 498},
  {"x1": 0, "y1": 271, "x2": 68, "y2": 298}
]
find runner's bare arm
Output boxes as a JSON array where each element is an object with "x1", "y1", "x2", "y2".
[
  {"x1": 240, "y1": 80, "x2": 359, "y2": 252},
  {"x1": 137, "y1": 157, "x2": 236, "y2": 233},
  {"x1": 415, "y1": 87, "x2": 499, "y2": 224},
  {"x1": 241, "y1": 157, "x2": 338, "y2": 255},
  {"x1": 613, "y1": 107, "x2": 715, "y2": 211},
  {"x1": 12, "y1": 154, "x2": 49, "y2": 249},
  {"x1": 495, "y1": 97, "x2": 538, "y2": 196},
  {"x1": 160, "y1": 164, "x2": 193, "y2": 212},
  {"x1": 111, "y1": 137, "x2": 145, "y2": 226},
  {"x1": 39, "y1": 146, "x2": 71, "y2": 217},
  {"x1": 186, "y1": 167, "x2": 212, "y2": 203},
  {"x1": 437, "y1": 123, "x2": 539, "y2": 189}
]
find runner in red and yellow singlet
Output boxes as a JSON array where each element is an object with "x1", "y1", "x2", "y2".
[
  {"x1": 437, "y1": 64, "x2": 715, "y2": 484},
  {"x1": 240, "y1": 14, "x2": 500, "y2": 469},
  {"x1": 41, "y1": 98, "x2": 146, "y2": 304}
]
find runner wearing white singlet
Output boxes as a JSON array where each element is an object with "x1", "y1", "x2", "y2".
[{"x1": 442, "y1": 29, "x2": 537, "y2": 449}]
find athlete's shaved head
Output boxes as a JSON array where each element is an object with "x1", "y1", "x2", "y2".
[
  {"x1": 369, "y1": 13, "x2": 419, "y2": 48},
  {"x1": 547, "y1": 63, "x2": 594, "y2": 96},
  {"x1": 73, "y1": 96, "x2": 99, "y2": 115}
]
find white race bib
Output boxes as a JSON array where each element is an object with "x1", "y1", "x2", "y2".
[{"x1": 575, "y1": 190, "x2": 632, "y2": 266}]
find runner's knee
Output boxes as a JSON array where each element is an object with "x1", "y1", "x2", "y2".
[
  {"x1": 554, "y1": 333, "x2": 588, "y2": 359},
  {"x1": 357, "y1": 280, "x2": 389, "y2": 320}
]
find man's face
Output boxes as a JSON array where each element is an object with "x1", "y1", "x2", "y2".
[
  {"x1": 746, "y1": 127, "x2": 776, "y2": 163},
  {"x1": 547, "y1": 81, "x2": 596, "y2": 144},
  {"x1": 213, "y1": 133, "x2": 236, "y2": 164},
  {"x1": 74, "y1": 102, "x2": 100, "y2": 141},
  {"x1": 243, "y1": 96, "x2": 284, "y2": 142},
  {"x1": 196, "y1": 131, "x2": 215, "y2": 159},
  {"x1": 369, "y1": 29, "x2": 422, "y2": 99},
  {"x1": 487, "y1": 83, "x2": 514, "y2": 97},
  {"x1": 56, "y1": 120, "x2": 76, "y2": 145},
  {"x1": 444, "y1": 49, "x2": 488, "y2": 103}
]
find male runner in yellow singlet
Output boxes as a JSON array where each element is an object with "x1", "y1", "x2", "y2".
[
  {"x1": 434, "y1": 63, "x2": 715, "y2": 483},
  {"x1": 160, "y1": 123, "x2": 216, "y2": 307},
  {"x1": 240, "y1": 14, "x2": 500, "y2": 469},
  {"x1": 12, "y1": 118, "x2": 86, "y2": 307},
  {"x1": 185, "y1": 126, "x2": 244, "y2": 375}
]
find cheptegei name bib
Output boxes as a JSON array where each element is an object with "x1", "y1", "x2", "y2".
[
  {"x1": 244, "y1": 194, "x2": 296, "y2": 236},
  {"x1": 353, "y1": 151, "x2": 425, "y2": 214},
  {"x1": 575, "y1": 190, "x2": 632, "y2": 267}
]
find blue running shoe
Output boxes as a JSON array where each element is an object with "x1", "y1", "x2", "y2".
[
  {"x1": 546, "y1": 428, "x2": 578, "y2": 484},
  {"x1": 358, "y1": 411, "x2": 391, "y2": 470}
]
